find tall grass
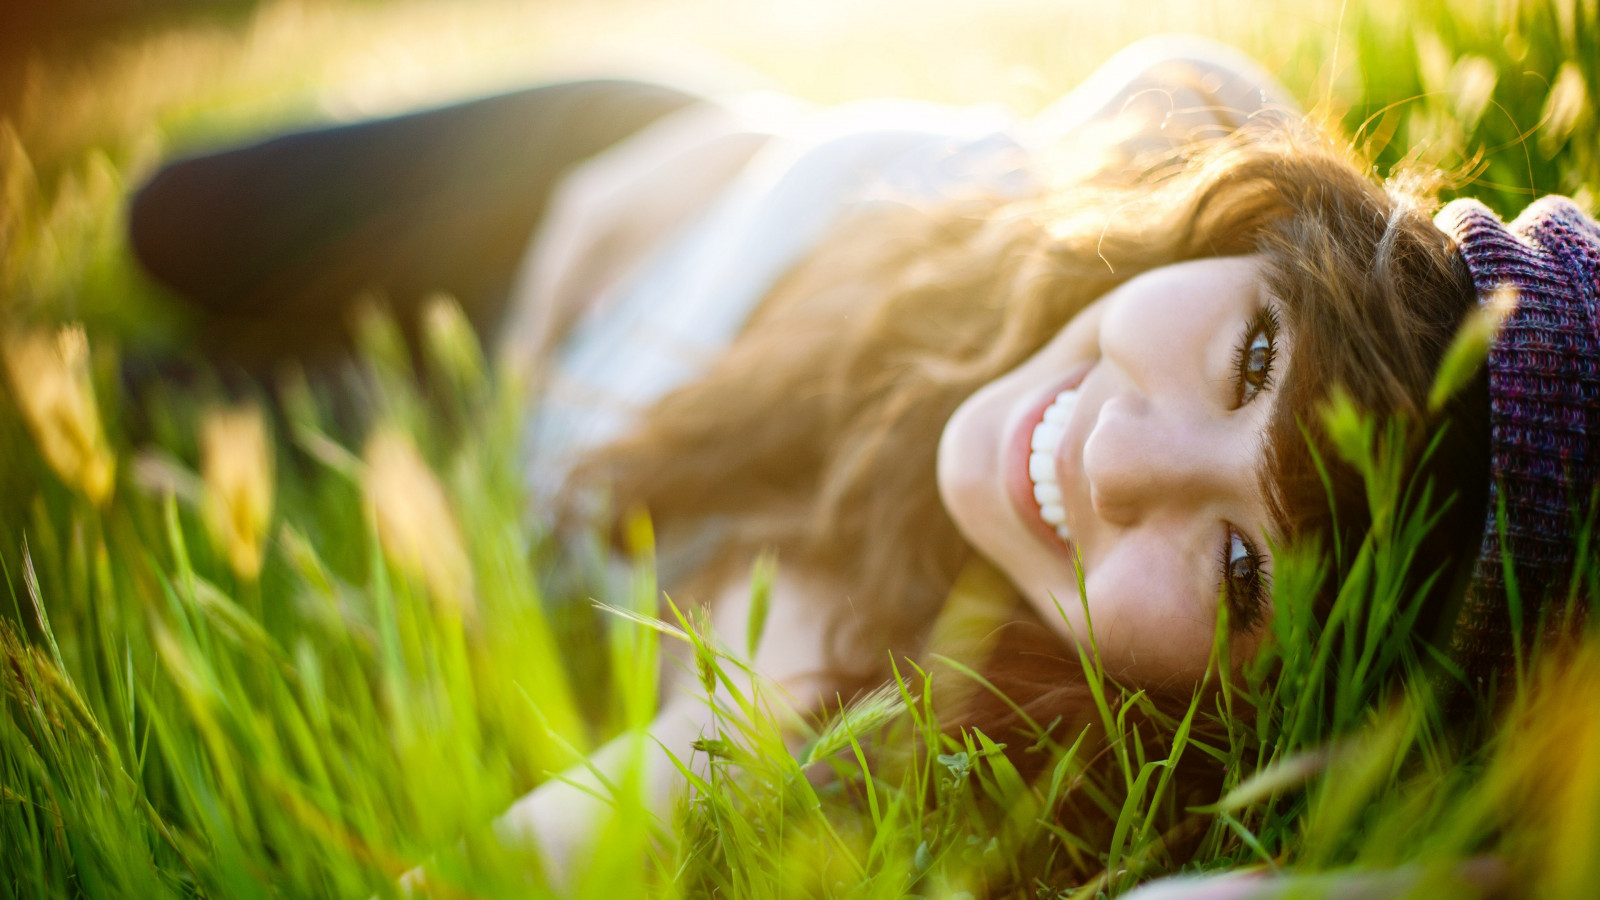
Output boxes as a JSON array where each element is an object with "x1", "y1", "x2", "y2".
[{"x1": 3, "y1": 0, "x2": 1598, "y2": 897}]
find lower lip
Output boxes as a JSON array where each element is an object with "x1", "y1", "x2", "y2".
[{"x1": 1005, "y1": 363, "x2": 1091, "y2": 559}]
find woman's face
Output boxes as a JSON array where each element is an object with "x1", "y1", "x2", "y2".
[{"x1": 938, "y1": 255, "x2": 1285, "y2": 682}]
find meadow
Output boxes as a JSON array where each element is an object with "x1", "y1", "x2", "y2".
[{"x1": 2, "y1": 0, "x2": 1598, "y2": 897}]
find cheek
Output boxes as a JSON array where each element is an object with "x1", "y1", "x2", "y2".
[
  {"x1": 1078, "y1": 536, "x2": 1222, "y2": 681},
  {"x1": 937, "y1": 306, "x2": 1105, "y2": 511}
]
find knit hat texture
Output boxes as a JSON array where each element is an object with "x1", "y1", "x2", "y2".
[{"x1": 1434, "y1": 195, "x2": 1600, "y2": 688}]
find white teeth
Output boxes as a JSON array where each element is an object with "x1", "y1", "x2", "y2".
[
  {"x1": 1031, "y1": 422, "x2": 1064, "y2": 452},
  {"x1": 1027, "y1": 387, "x2": 1079, "y2": 544},
  {"x1": 1029, "y1": 452, "x2": 1054, "y2": 483}
]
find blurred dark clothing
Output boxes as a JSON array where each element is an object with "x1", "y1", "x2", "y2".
[{"x1": 127, "y1": 79, "x2": 702, "y2": 366}]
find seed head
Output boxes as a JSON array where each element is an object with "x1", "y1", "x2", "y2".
[
  {"x1": 200, "y1": 404, "x2": 274, "y2": 580},
  {"x1": 362, "y1": 427, "x2": 475, "y2": 616},
  {"x1": 2, "y1": 325, "x2": 116, "y2": 505}
]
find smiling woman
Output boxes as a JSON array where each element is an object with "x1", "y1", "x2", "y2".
[
  {"x1": 549, "y1": 86, "x2": 1498, "y2": 881},
  {"x1": 124, "y1": 31, "x2": 1553, "y2": 893},
  {"x1": 939, "y1": 257, "x2": 1285, "y2": 681}
]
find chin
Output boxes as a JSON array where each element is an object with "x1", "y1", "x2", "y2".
[
  {"x1": 938, "y1": 400, "x2": 1035, "y2": 590},
  {"x1": 936, "y1": 394, "x2": 1002, "y2": 541}
]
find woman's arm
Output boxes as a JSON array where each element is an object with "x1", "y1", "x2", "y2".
[
  {"x1": 487, "y1": 561, "x2": 844, "y2": 888},
  {"x1": 496, "y1": 103, "x2": 774, "y2": 387}
]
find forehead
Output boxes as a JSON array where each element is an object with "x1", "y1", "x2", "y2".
[{"x1": 1112, "y1": 255, "x2": 1266, "y2": 301}]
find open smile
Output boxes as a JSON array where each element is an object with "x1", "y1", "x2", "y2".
[{"x1": 1006, "y1": 363, "x2": 1091, "y2": 561}]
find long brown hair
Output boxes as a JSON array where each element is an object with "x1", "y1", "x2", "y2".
[
  {"x1": 576, "y1": 116, "x2": 1491, "y2": 887},
  {"x1": 580, "y1": 118, "x2": 1485, "y2": 692}
]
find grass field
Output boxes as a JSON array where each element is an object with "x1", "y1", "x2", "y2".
[{"x1": 3, "y1": 0, "x2": 1599, "y2": 897}]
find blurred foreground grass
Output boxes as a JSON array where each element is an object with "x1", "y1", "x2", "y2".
[{"x1": 2, "y1": 0, "x2": 1599, "y2": 897}]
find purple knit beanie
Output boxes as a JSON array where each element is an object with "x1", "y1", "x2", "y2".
[{"x1": 1434, "y1": 195, "x2": 1600, "y2": 689}]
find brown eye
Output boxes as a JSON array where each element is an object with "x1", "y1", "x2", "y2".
[
  {"x1": 1244, "y1": 333, "x2": 1271, "y2": 384},
  {"x1": 1220, "y1": 529, "x2": 1268, "y2": 632},
  {"x1": 1227, "y1": 532, "x2": 1256, "y2": 583},
  {"x1": 1232, "y1": 308, "x2": 1279, "y2": 407}
]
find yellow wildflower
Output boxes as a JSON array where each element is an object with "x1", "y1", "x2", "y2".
[
  {"x1": 2, "y1": 324, "x2": 116, "y2": 505},
  {"x1": 200, "y1": 404, "x2": 275, "y2": 581},
  {"x1": 362, "y1": 427, "x2": 475, "y2": 616}
]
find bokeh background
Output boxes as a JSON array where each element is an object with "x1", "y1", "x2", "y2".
[
  {"x1": 3, "y1": 3, "x2": 1599, "y2": 899},
  {"x1": 3, "y1": 0, "x2": 1594, "y2": 353}
]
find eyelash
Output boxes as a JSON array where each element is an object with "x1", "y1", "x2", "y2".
[
  {"x1": 1218, "y1": 528, "x2": 1270, "y2": 633},
  {"x1": 1218, "y1": 306, "x2": 1278, "y2": 633},
  {"x1": 1231, "y1": 306, "x2": 1280, "y2": 408}
]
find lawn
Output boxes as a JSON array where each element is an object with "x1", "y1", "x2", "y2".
[{"x1": 2, "y1": 0, "x2": 1598, "y2": 897}]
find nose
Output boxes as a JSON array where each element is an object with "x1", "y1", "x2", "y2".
[{"x1": 1079, "y1": 394, "x2": 1239, "y2": 525}]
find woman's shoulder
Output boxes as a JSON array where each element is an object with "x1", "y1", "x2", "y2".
[
  {"x1": 587, "y1": 89, "x2": 1040, "y2": 223},
  {"x1": 499, "y1": 89, "x2": 1042, "y2": 388},
  {"x1": 756, "y1": 97, "x2": 1039, "y2": 208}
]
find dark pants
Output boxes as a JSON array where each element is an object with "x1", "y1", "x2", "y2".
[{"x1": 128, "y1": 79, "x2": 702, "y2": 367}]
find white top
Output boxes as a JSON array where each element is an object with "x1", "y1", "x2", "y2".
[
  {"x1": 500, "y1": 36, "x2": 1300, "y2": 524},
  {"x1": 508, "y1": 95, "x2": 1042, "y2": 516}
]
